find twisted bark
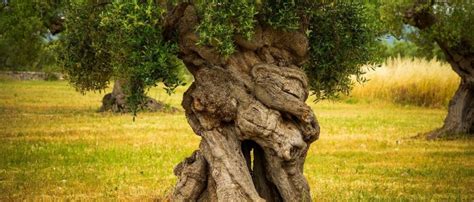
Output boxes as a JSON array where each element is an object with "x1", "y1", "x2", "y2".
[
  {"x1": 427, "y1": 40, "x2": 474, "y2": 139},
  {"x1": 168, "y1": 4, "x2": 319, "y2": 201}
]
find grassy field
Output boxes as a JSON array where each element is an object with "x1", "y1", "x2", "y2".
[{"x1": 0, "y1": 79, "x2": 473, "y2": 201}]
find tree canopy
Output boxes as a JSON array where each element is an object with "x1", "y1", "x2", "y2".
[
  {"x1": 60, "y1": 0, "x2": 383, "y2": 113},
  {"x1": 380, "y1": 1, "x2": 473, "y2": 59}
]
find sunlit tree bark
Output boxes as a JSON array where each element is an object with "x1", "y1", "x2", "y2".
[{"x1": 167, "y1": 4, "x2": 319, "y2": 201}]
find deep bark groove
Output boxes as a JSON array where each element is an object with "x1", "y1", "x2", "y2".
[
  {"x1": 426, "y1": 38, "x2": 474, "y2": 139},
  {"x1": 427, "y1": 41, "x2": 474, "y2": 139},
  {"x1": 169, "y1": 4, "x2": 319, "y2": 201}
]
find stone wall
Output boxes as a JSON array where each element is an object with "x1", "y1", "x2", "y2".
[{"x1": 0, "y1": 71, "x2": 64, "y2": 80}]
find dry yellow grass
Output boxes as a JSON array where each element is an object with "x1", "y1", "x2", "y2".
[{"x1": 350, "y1": 57, "x2": 460, "y2": 108}]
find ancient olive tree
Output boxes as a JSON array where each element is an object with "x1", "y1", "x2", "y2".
[
  {"x1": 381, "y1": 1, "x2": 474, "y2": 139},
  {"x1": 62, "y1": 0, "x2": 381, "y2": 201}
]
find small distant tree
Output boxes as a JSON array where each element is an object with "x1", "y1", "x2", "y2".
[
  {"x1": 61, "y1": 0, "x2": 382, "y2": 200},
  {"x1": 60, "y1": 1, "x2": 184, "y2": 113},
  {"x1": 382, "y1": 1, "x2": 473, "y2": 139}
]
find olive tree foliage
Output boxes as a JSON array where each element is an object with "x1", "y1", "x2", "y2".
[
  {"x1": 381, "y1": 1, "x2": 473, "y2": 48},
  {"x1": 60, "y1": 0, "x2": 185, "y2": 113},
  {"x1": 60, "y1": 2, "x2": 112, "y2": 92},
  {"x1": 305, "y1": 2, "x2": 383, "y2": 99},
  {"x1": 0, "y1": 0, "x2": 63, "y2": 71},
  {"x1": 61, "y1": 0, "x2": 383, "y2": 112},
  {"x1": 381, "y1": 1, "x2": 473, "y2": 58}
]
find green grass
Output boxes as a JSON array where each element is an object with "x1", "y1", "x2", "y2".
[{"x1": 0, "y1": 80, "x2": 473, "y2": 200}]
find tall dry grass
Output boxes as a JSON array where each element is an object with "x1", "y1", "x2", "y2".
[{"x1": 350, "y1": 57, "x2": 460, "y2": 108}]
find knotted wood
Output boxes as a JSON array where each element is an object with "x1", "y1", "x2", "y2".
[{"x1": 168, "y1": 4, "x2": 320, "y2": 201}]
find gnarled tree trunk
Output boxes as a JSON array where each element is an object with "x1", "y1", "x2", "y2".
[
  {"x1": 427, "y1": 41, "x2": 474, "y2": 139},
  {"x1": 167, "y1": 4, "x2": 320, "y2": 201},
  {"x1": 99, "y1": 79, "x2": 170, "y2": 113}
]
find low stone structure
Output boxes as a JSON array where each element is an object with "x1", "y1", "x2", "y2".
[{"x1": 0, "y1": 71, "x2": 64, "y2": 80}]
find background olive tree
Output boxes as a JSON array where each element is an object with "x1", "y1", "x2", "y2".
[
  {"x1": 381, "y1": 1, "x2": 474, "y2": 139},
  {"x1": 60, "y1": 0, "x2": 186, "y2": 113}
]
